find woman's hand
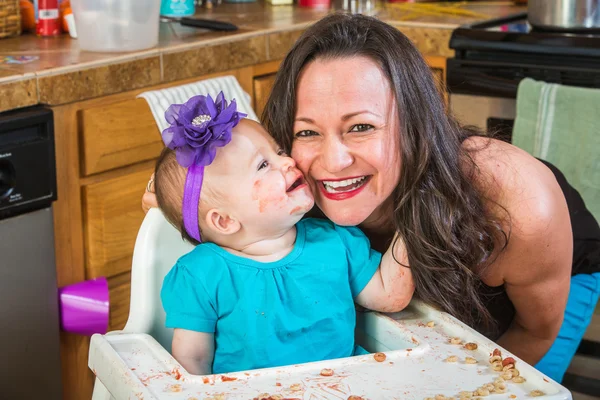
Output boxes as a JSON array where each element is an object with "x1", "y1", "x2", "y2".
[{"x1": 142, "y1": 173, "x2": 159, "y2": 213}]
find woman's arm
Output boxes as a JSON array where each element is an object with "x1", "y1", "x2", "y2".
[
  {"x1": 469, "y1": 138, "x2": 572, "y2": 364},
  {"x1": 172, "y1": 329, "x2": 214, "y2": 375},
  {"x1": 355, "y1": 235, "x2": 415, "y2": 313}
]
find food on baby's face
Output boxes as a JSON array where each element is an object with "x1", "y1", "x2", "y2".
[
  {"x1": 374, "y1": 352, "x2": 387, "y2": 362},
  {"x1": 464, "y1": 343, "x2": 478, "y2": 350}
]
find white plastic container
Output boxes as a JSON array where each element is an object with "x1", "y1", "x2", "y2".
[{"x1": 71, "y1": 0, "x2": 161, "y2": 52}]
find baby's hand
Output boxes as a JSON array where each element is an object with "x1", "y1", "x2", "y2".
[{"x1": 142, "y1": 173, "x2": 159, "y2": 213}]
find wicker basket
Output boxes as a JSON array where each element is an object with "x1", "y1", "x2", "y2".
[{"x1": 0, "y1": 0, "x2": 21, "y2": 39}]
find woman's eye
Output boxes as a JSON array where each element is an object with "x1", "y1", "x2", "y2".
[
  {"x1": 349, "y1": 124, "x2": 374, "y2": 132},
  {"x1": 258, "y1": 160, "x2": 269, "y2": 171},
  {"x1": 294, "y1": 130, "x2": 318, "y2": 138},
  {"x1": 277, "y1": 148, "x2": 287, "y2": 156}
]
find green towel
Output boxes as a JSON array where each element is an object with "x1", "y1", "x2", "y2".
[{"x1": 512, "y1": 78, "x2": 600, "y2": 222}]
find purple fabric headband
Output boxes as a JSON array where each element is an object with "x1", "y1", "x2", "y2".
[{"x1": 161, "y1": 92, "x2": 247, "y2": 243}]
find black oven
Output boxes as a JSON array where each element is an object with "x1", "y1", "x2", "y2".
[{"x1": 446, "y1": 12, "x2": 600, "y2": 142}]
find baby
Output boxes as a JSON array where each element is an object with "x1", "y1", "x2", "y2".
[{"x1": 155, "y1": 92, "x2": 413, "y2": 375}]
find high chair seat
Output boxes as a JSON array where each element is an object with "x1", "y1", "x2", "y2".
[{"x1": 89, "y1": 76, "x2": 572, "y2": 400}]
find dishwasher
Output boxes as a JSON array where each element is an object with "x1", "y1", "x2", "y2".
[{"x1": 0, "y1": 106, "x2": 62, "y2": 399}]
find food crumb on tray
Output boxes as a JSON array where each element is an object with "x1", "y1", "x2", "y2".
[
  {"x1": 449, "y1": 337, "x2": 462, "y2": 345},
  {"x1": 464, "y1": 342, "x2": 478, "y2": 350},
  {"x1": 373, "y1": 352, "x2": 387, "y2": 362},
  {"x1": 290, "y1": 383, "x2": 302, "y2": 391},
  {"x1": 320, "y1": 368, "x2": 334, "y2": 376}
]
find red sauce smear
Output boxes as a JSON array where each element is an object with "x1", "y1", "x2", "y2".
[
  {"x1": 172, "y1": 368, "x2": 182, "y2": 380},
  {"x1": 221, "y1": 375, "x2": 238, "y2": 382}
]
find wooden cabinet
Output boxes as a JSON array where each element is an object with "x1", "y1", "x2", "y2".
[
  {"x1": 83, "y1": 166, "x2": 156, "y2": 279},
  {"x1": 80, "y1": 99, "x2": 162, "y2": 176},
  {"x1": 253, "y1": 73, "x2": 277, "y2": 118},
  {"x1": 425, "y1": 55, "x2": 447, "y2": 102}
]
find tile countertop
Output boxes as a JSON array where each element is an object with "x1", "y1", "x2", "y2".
[{"x1": 0, "y1": 1, "x2": 524, "y2": 112}]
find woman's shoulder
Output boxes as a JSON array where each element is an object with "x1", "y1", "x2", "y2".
[
  {"x1": 462, "y1": 136, "x2": 561, "y2": 227},
  {"x1": 463, "y1": 136, "x2": 572, "y2": 282}
]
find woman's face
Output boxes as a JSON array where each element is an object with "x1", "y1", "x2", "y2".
[{"x1": 291, "y1": 56, "x2": 402, "y2": 227}]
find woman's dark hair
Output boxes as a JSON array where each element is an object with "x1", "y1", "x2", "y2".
[{"x1": 262, "y1": 13, "x2": 509, "y2": 330}]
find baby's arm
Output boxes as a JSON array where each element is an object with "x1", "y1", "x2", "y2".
[
  {"x1": 355, "y1": 234, "x2": 415, "y2": 313},
  {"x1": 172, "y1": 329, "x2": 214, "y2": 375}
]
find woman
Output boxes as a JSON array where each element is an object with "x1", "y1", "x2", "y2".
[{"x1": 144, "y1": 13, "x2": 600, "y2": 382}]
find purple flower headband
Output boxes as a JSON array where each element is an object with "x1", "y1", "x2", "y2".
[{"x1": 162, "y1": 92, "x2": 247, "y2": 243}]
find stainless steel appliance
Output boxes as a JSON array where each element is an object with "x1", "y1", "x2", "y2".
[
  {"x1": 447, "y1": 12, "x2": 600, "y2": 141},
  {"x1": 0, "y1": 106, "x2": 62, "y2": 399},
  {"x1": 528, "y1": 0, "x2": 600, "y2": 31}
]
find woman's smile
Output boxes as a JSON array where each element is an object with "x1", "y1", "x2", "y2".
[{"x1": 318, "y1": 175, "x2": 372, "y2": 199}]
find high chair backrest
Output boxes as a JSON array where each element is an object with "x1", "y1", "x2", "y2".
[
  {"x1": 123, "y1": 76, "x2": 258, "y2": 351},
  {"x1": 123, "y1": 208, "x2": 193, "y2": 351}
]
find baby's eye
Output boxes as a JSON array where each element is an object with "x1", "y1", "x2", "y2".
[
  {"x1": 294, "y1": 130, "x2": 318, "y2": 138},
  {"x1": 258, "y1": 160, "x2": 269, "y2": 171},
  {"x1": 349, "y1": 124, "x2": 374, "y2": 132}
]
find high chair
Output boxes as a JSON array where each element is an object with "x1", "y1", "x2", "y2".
[{"x1": 88, "y1": 77, "x2": 572, "y2": 400}]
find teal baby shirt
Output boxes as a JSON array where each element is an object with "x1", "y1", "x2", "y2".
[{"x1": 161, "y1": 218, "x2": 381, "y2": 374}]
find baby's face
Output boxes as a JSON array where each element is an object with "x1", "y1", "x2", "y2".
[{"x1": 207, "y1": 119, "x2": 314, "y2": 234}]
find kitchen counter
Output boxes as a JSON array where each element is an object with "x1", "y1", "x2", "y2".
[{"x1": 0, "y1": 1, "x2": 524, "y2": 113}]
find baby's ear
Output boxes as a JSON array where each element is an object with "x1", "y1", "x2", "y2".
[{"x1": 205, "y1": 209, "x2": 241, "y2": 236}]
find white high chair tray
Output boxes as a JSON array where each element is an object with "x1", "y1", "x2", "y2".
[{"x1": 89, "y1": 300, "x2": 571, "y2": 400}]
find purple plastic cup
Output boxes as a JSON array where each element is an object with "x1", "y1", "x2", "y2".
[{"x1": 58, "y1": 277, "x2": 110, "y2": 336}]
